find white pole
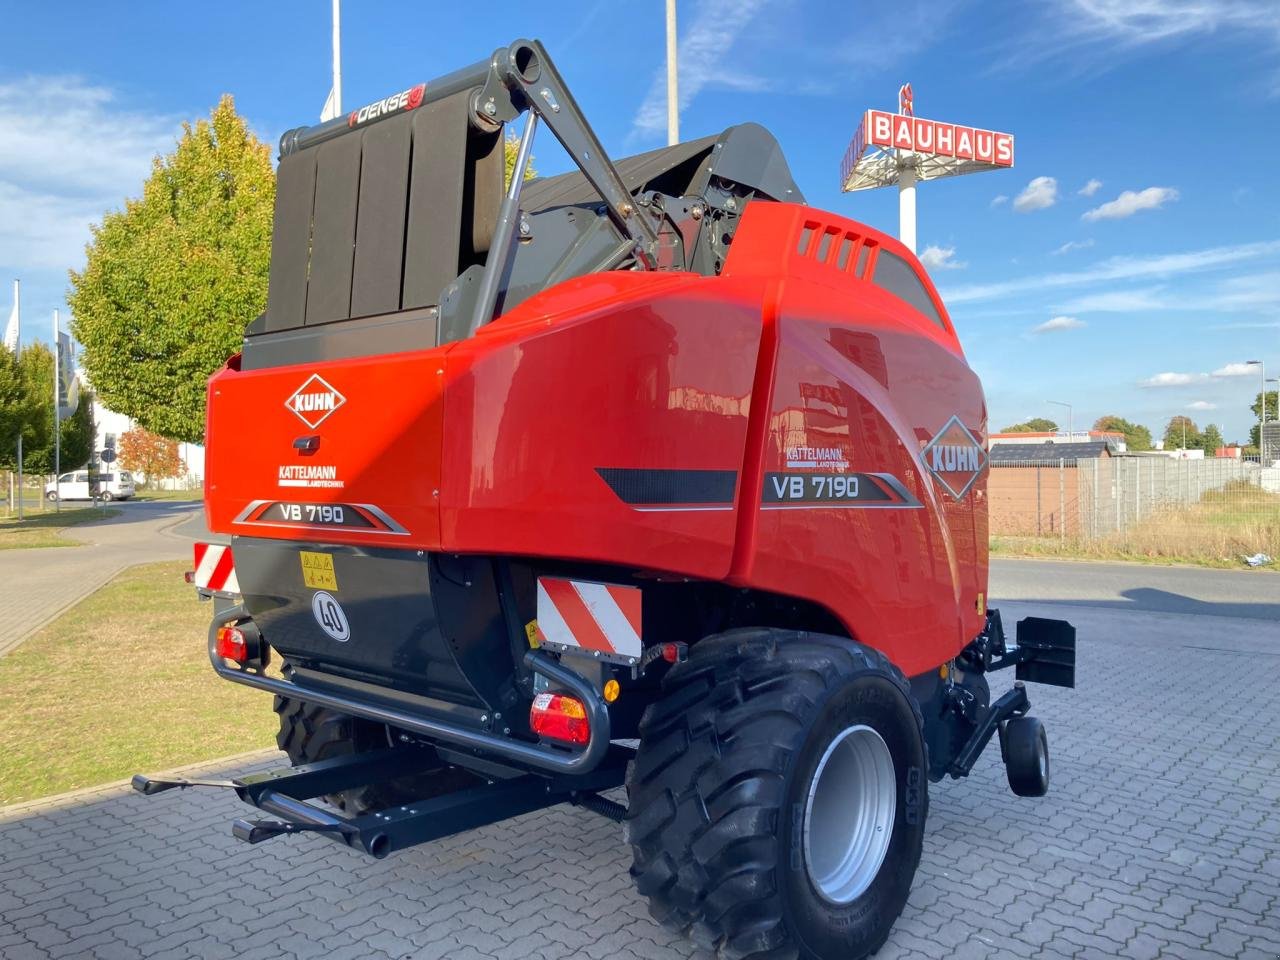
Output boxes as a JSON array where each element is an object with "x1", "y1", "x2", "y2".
[
  {"x1": 53, "y1": 308, "x2": 61, "y2": 513},
  {"x1": 332, "y1": 0, "x2": 342, "y2": 115},
  {"x1": 897, "y1": 165, "x2": 917, "y2": 254},
  {"x1": 665, "y1": 0, "x2": 679, "y2": 146},
  {"x1": 13, "y1": 279, "x2": 21, "y2": 522}
]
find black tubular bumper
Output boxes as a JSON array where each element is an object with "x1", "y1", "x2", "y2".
[{"x1": 208, "y1": 603, "x2": 612, "y2": 776}]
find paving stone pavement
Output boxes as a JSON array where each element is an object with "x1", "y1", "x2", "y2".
[
  {"x1": 0, "y1": 502, "x2": 199, "y2": 657},
  {"x1": 2, "y1": 595, "x2": 1279, "y2": 959}
]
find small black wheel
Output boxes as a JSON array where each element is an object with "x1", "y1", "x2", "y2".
[
  {"x1": 1002, "y1": 715, "x2": 1049, "y2": 797},
  {"x1": 626, "y1": 628, "x2": 928, "y2": 960},
  {"x1": 46, "y1": 490, "x2": 58, "y2": 502},
  {"x1": 100, "y1": 490, "x2": 115, "y2": 502}
]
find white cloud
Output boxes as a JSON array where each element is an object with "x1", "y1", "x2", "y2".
[
  {"x1": 0, "y1": 76, "x2": 180, "y2": 274},
  {"x1": 941, "y1": 239, "x2": 1280, "y2": 305},
  {"x1": 1013, "y1": 176, "x2": 1058, "y2": 213},
  {"x1": 991, "y1": 194, "x2": 1009, "y2": 207},
  {"x1": 1054, "y1": 287, "x2": 1166, "y2": 312},
  {"x1": 919, "y1": 245, "x2": 966, "y2": 270},
  {"x1": 1052, "y1": 238, "x2": 1094, "y2": 255},
  {"x1": 1083, "y1": 186, "x2": 1179, "y2": 221},
  {"x1": 1212, "y1": 362, "x2": 1260, "y2": 378},
  {"x1": 1140, "y1": 372, "x2": 1209, "y2": 388},
  {"x1": 1078, "y1": 178, "x2": 1102, "y2": 197},
  {"x1": 1187, "y1": 401, "x2": 1217, "y2": 411},
  {"x1": 998, "y1": 1, "x2": 1280, "y2": 78},
  {"x1": 1032, "y1": 315, "x2": 1086, "y2": 334},
  {"x1": 630, "y1": 0, "x2": 775, "y2": 140},
  {"x1": 1063, "y1": 0, "x2": 1280, "y2": 48}
]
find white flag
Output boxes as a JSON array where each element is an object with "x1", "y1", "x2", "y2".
[
  {"x1": 2, "y1": 281, "x2": 17, "y2": 352},
  {"x1": 320, "y1": 86, "x2": 340, "y2": 122}
]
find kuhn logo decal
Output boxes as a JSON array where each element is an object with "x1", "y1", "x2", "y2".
[
  {"x1": 922, "y1": 415, "x2": 986, "y2": 499},
  {"x1": 347, "y1": 83, "x2": 426, "y2": 127},
  {"x1": 286, "y1": 375, "x2": 346, "y2": 429}
]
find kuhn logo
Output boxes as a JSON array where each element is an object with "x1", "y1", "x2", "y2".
[
  {"x1": 922, "y1": 415, "x2": 986, "y2": 499},
  {"x1": 347, "y1": 83, "x2": 426, "y2": 127},
  {"x1": 286, "y1": 375, "x2": 346, "y2": 429}
]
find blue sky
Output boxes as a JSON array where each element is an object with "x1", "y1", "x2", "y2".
[{"x1": 2, "y1": 0, "x2": 1278, "y2": 442}]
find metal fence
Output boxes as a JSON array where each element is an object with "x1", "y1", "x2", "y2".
[{"x1": 989, "y1": 456, "x2": 1280, "y2": 557}]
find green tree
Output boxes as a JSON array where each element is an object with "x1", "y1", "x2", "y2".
[
  {"x1": 10, "y1": 343, "x2": 94, "y2": 475},
  {"x1": 503, "y1": 132, "x2": 537, "y2": 188},
  {"x1": 0, "y1": 347, "x2": 24, "y2": 461},
  {"x1": 0, "y1": 343, "x2": 52, "y2": 471},
  {"x1": 1092, "y1": 415, "x2": 1153, "y2": 452},
  {"x1": 1247, "y1": 390, "x2": 1279, "y2": 449},
  {"x1": 1199, "y1": 423, "x2": 1224, "y2": 456},
  {"x1": 1000, "y1": 418, "x2": 1058, "y2": 433},
  {"x1": 1164, "y1": 415, "x2": 1200, "y2": 451},
  {"x1": 68, "y1": 96, "x2": 274, "y2": 444}
]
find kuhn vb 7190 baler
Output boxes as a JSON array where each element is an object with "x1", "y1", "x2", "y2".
[{"x1": 136, "y1": 39, "x2": 1076, "y2": 960}]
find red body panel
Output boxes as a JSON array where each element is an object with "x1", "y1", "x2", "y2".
[{"x1": 205, "y1": 202, "x2": 989, "y2": 674}]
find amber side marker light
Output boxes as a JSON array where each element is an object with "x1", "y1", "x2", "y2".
[
  {"x1": 530, "y1": 692, "x2": 591, "y2": 745},
  {"x1": 603, "y1": 679, "x2": 621, "y2": 703},
  {"x1": 215, "y1": 626, "x2": 248, "y2": 663}
]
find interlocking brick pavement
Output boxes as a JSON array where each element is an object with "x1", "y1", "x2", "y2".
[{"x1": 2, "y1": 596, "x2": 1278, "y2": 959}]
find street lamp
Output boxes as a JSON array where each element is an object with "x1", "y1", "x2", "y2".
[{"x1": 1047, "y1": 400, "x2": 1073, "y2": 442}]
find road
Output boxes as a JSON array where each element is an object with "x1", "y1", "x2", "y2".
[
  {"x1": 1, "y1": 560, "x2": 1278, "y2": 960},
  {"x1": 0, "y1": 501, "x2": 200, "y2": 657}
]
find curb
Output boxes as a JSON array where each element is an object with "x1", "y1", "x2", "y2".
[{"x1": 0, "y1": 748, "x2": 283, "y2": 822}]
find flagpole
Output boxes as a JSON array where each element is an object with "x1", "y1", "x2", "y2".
[
  {"x1": 332, "y1": 0, "x2": 342, "y2": 115},
  {"x1": 53, "y1": 309, "x2": 61, "y2": 513}
]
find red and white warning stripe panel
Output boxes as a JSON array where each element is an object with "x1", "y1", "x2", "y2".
[
  {"x1": 193, "y1": 542, "x2": 239, "y2": 595},
  {"x1": 535, "y1": 578, "x2": 642, "y2": 663}
]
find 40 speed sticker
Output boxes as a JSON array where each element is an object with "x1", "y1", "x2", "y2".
[
  {"x1": 762, "y1": 472, "x2": 920, "y2": 508},
  {"x1": 311, "y1": 591, "x2": 350, "y2": 642}
]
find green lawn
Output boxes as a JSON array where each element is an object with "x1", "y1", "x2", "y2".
[
  {"x1": 0, "y1": 506, "x2": 118, "y2": 550},
  {"x1": 133, "y1": 488, "x2": 203, "y2": 501},
  {"x1": 0, "y1": 561, "x2": 277, "y2": 805}
]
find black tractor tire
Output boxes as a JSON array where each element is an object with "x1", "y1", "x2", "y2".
[
  {"x1": 274, "y1": 696, "x2": 476, "y2": 815},
  {"x1": 625, "y1": 628, "x2": 928, "y2": 960},
  {"x1": 1002, "y1": 715, "x2": 1049, "y2": 797}
]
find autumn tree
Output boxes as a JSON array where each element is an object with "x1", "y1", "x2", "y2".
[
  {"x1": 1000, "y1": 418, "x2": 1058, "y2": 433},
  {"x1": 118, "y1": 427, "x2": 183, "y2": 486},
  {"x1": 69, "y1": 96, "x2": 274, "y2": 444},
  {"x1": 1092, "y1": 415, "x2": 1153, "y2": 452}
]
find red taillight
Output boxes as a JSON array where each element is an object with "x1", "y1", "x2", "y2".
[
  {"x1": 183, "y1": 570, "x2": 195, "y2": 584},
  {"x1": 529, "y1": 692, "x2": 591, "y2": 745},
  {"x1": 215, "y1": 626, "x2": 248, "y2": 663}
]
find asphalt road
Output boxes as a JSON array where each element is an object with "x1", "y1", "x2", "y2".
[
  {"x1": 991, "y1": 558, "x2": 1280, "y2": 622},
  {"x1": 1, "y1": 559, "x2": 1277, "y2": 960},
  {"x1": 0, "y1": 500, "x2": 200, "y2": 657}
]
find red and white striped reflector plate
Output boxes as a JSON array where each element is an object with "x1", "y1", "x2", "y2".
[
  {"x1": 535, "y1": 578, "x2": 642, "y2": 660},
  {"x1": 193, "y1": 542, "x2": 239, "y2": 595}
]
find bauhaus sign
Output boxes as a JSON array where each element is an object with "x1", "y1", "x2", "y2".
[{"x1": 849, "y1": 110, "x2": 1014, "y2": 168}]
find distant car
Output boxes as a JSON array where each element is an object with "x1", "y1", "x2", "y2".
[{"x1": 45, "y1": 469, "x2": 136, "y2": 502}]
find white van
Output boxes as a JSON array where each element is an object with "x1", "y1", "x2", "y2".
[{"x1": 45, "y1": 469, "x2": 136, "y2": 502}]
